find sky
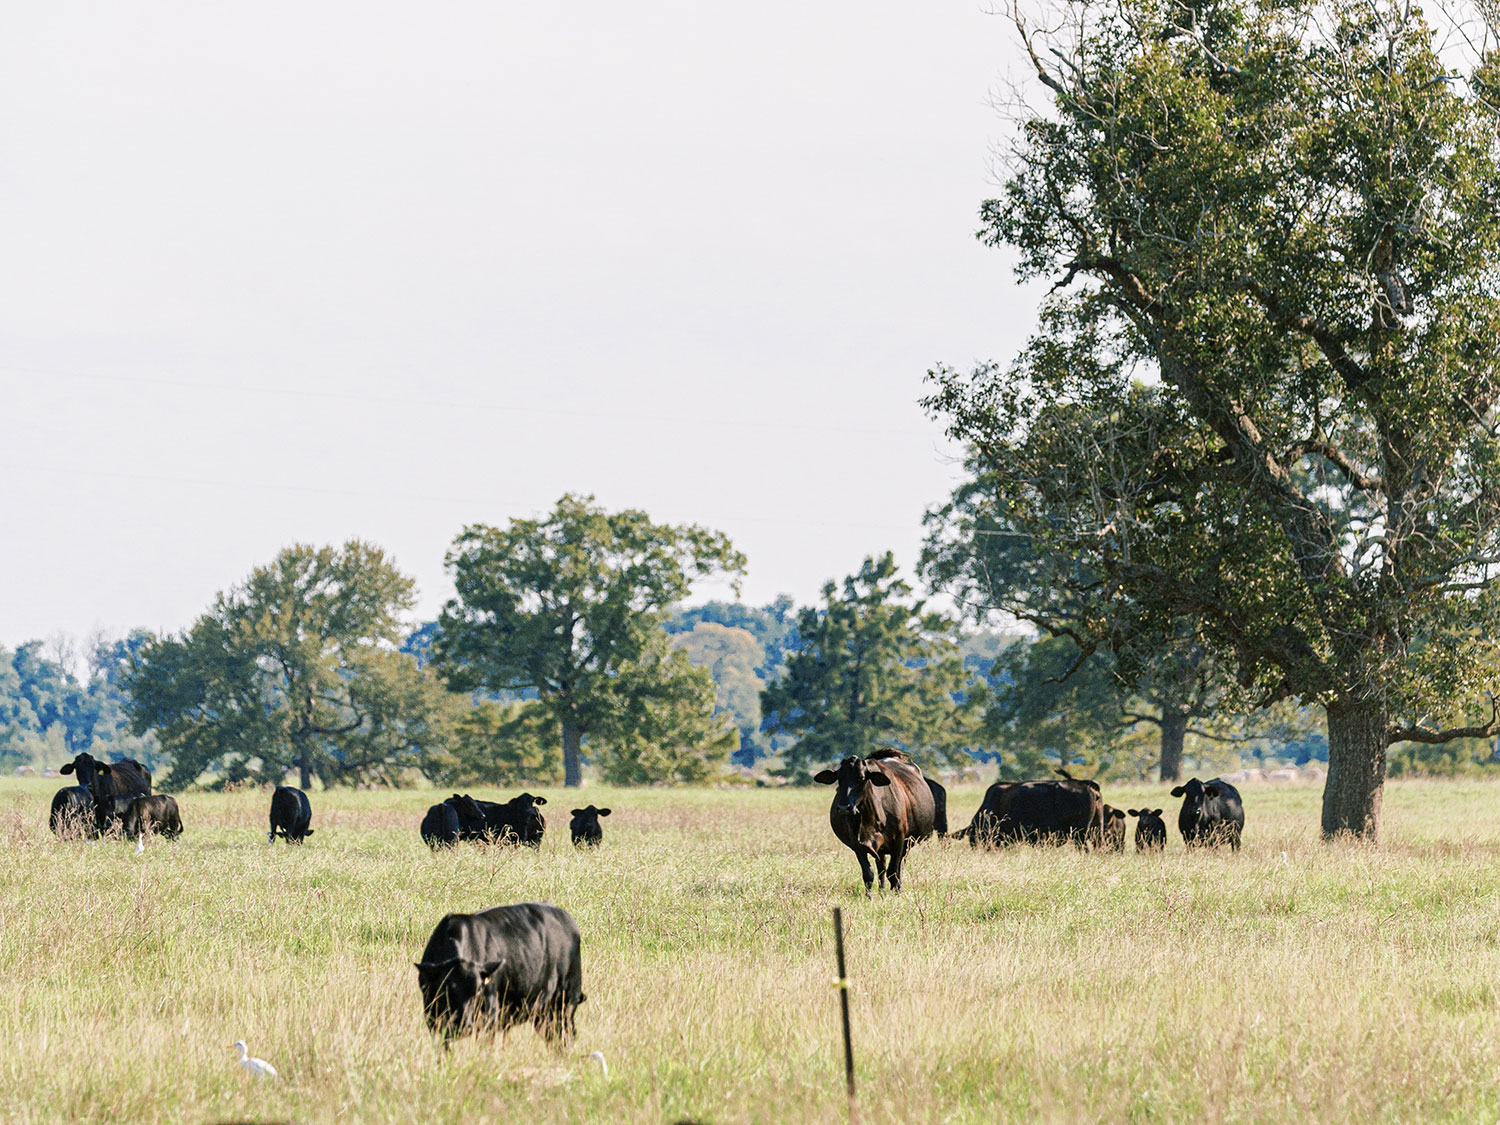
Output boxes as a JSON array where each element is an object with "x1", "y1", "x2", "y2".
[{"x1": 0, "y1": 2, "x2": 1036, "y2": 650}]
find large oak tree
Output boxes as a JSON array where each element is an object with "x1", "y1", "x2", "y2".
[
  {"x1": 926, "y1": 0, "x2": 1500, "y2": 838},
  {"x1": 434, "y1": 494, "x2": 745, "y2": 787}
]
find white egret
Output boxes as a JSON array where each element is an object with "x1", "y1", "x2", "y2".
[
  {"x1": 228, "y1": 1040, "x2": 279, "y2": 1080},
  {"x1": 135, "y1": 836, "x2": 145, "y2": 855},
  {"x1": 588, "y1": 1050, "x2": 608, "y2": 1079}
]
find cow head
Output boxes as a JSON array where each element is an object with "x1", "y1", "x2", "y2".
[
  {"x1": 1169, "y1": 778, "x2": 1221, "y2": 829},
  {"x1": 414, "y1": 957, "x2": 503, "y2": 1034},
  {"x1": 1128, "y1": 808, "x2": 1167, "y2": 851},
  {"x1": 813, "y1": 756, "x2": 891, "y2": 814},
  {"x1": 59, "y1": 753, "x2": 104, "y2": 789}
]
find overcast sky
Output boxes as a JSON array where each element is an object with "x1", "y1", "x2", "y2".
[{"x1": 0, "y1": 2, "x2": 1035, "y2": 650}]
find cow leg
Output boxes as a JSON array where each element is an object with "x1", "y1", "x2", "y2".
[
  {"x1": 873, "y1": 849, "x2": 888, "y2": 891},
  {"x1": 855, "y1": 850, "x2": 875, "y2": 896},
  {"x1": 887, "y1": 840, "x2": 907, "y2": 893}
]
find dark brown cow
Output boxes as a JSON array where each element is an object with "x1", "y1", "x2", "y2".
[
  {"x1": 1101, "y1": 804, "x2": 1127, "y2": 852},
  {"x1": 813, "y1": 749, "x2": 937, "y2": 895},
  {"x1": 122, "y1": 794, "x2": 182, "y2": 842},
  {"x1": 955, "y1": 770, "x2": 1104, "y2": 848}
]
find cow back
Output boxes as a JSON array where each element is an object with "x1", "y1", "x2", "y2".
[{"x1": 969, "y1": 779, "x2": 1101, "y2": 845}]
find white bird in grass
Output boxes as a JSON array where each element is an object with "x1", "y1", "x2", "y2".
[
  {"x1": 228, "y1": 1040, "x2": 279, "y2": 1080},
  {"x1": 135, "y1": 836, "x2": 145, "y2": 855},
  {"x1": 588, "y1": 1050, "x2": 608, "y2": 1079}
]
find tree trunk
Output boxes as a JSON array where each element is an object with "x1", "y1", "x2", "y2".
[
  {"x1": 1321, "y1": 699, "x2": 1388, "y2": 841},
  {"x1": 562, "y1": 720, "x2": 583, "y2": 788},
  {"x1": 300, "y1": 757, "x2": 311, "y2": 790},
  {"x1": 1158, "y1": 710, "x2": 1187, "y2": 783}
]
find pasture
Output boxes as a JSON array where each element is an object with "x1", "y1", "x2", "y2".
[{"x1": 2, "y1": 778, "x2": 1498, "y2": 1123}]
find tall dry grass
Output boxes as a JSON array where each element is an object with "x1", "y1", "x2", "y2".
[{"x1": 0, "y1": 777, "x2": 1497, "y2": 1123}]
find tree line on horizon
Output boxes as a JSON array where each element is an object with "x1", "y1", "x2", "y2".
[{"x1": 7, "y1": 492, "x2": 1489, "y2": 793}]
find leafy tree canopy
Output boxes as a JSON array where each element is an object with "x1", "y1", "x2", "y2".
[
  {"x1": 925, "y1": 0, "x2": 1500, "y2": 838},
  {"x1": 435, "y1": 494, "x2": 746, "y2": 786},
  {"x1": 761, "y1": 553, "x2": 984, "y2": 782},
  {"x1": 126, "y1": 541, "x2": 453, "y2": 789}
]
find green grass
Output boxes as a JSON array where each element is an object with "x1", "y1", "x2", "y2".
[{"x1": 2, "y1": 778, "x2": 1499, "y2": 1123}]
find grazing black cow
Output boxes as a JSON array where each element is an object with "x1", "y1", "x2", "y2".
[
  {"x1": 814, "y1": 749, "x2": 937, "y2": 895},
  {"x1": 1101, "y1": 804, "x2": 1127, "y2": 852},
  {"x1": 1129, "y1": 808, "x2": 1167, "y2": 852},
  {"x1": 49, "y1": 786, "x2": 97, "y2": 840},
  {"x1": 925, "y1": 777, "x2": 949, "y2": 838},
  {"x1": 122, "y1": 794, "x2": 182, "y2": 841},
  {"x1": 422, "y1": 802, "x2": 461, "y2": 849},
  {"x1": 268, "y1": 786, "x2": 313, "y2": 844},
  {"x1": 60, "y1": 752, "x2": 152, "y2": 835},
  {"x1": 569, "y1": 806, "x2": 611, "y2": 847},
  {"x1": 443, "y1": 792, "x2": 547, "y2": 846},
  {"x1": 1170, "y1": 777, "x2": 1244, "y2": 850},
  {"x1": 415, "y1": 902, "x2": 584, "y2": 1042},
  {"x1": 955, "y1": 772, "x2": 1103, "y2": 848}
]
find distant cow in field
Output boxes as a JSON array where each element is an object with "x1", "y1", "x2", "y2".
[
  {"x1": 415, "y1": 902, "x2": 584, "y2": 1042},
  {"x1": 814, "y1": 749, "x2": 937, "y2": 895},
  {"x1": 956, "y1": 770, "x2": 1103, "y2": 848},
  {"x1": 1128, "y1": 808, "x2": 1167, "y2": 852},
  {"x1": 569, "y1": 806, "x2": 611, "y2": 847},
  {"x1": 268, "y1": 786, "x2": 313, "y2": 844},
  {"x1": 422, "y1": 802, "x2": 461, "y2": 848},
  {"x1": 49, "y1": 786, "x2": 97, "y2": 839},
  {"x1": 1101, "y1": 804, "x2": 1127, "y2": 852},
  {"x1": 122, "y1": 794, "x2": 182, "y2": 842},
  {"x1": 1170, "y1": 777, "x2": 1244, "y2": 850},
  {"x1": 59, "y1": 752, "x2": 152, "y2": 836}
]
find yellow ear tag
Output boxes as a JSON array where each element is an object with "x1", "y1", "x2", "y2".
[{"x1": 833, "y1": 978, "x2": 850, "y2": 990}]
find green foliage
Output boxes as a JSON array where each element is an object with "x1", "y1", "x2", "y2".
[
  {"x1": 670, "y1": 621, "x2": 767, "y2": 761},
  {"x1": 126, "y1": 541, "x2": 455, "y2": 789},
  {"x1": 760, "y1": 553, "x2": 984, "y2": 782},
  {"x1": 984, "y1": 636, "x2": 1129, "y2": 778},
  {"x1": 421, "y1": 699, "x2": 563, "y2": 786},
  {"x1": 590, "y1": 637, "x2": 738, "y2": 785},
  {"x1": 435, "y1": 494, "x2": 747, "y2": 786},
  {"x1": 924, "y1": 0, "x2": 1500, "y2": 836}
]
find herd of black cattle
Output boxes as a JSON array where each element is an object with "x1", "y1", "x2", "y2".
[{"x1": 41, "y1": 747, "x2": 1246, "y2": 1045}]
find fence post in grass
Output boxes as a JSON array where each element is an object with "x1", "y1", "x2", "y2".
[{"x1": 832, "y1": 906, "x2": 857, "y2": 1122}]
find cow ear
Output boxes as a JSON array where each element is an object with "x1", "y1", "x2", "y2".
[
  {"x1": 1170, "y1": 786, "x2": 1185, "y2": 797},
  {"x1": 97, "y1": 764, "x2": 111, "y2": 775},
  {"x1": 1127, "y1": 809, "x2": 1140, "y2": 817},
  {"x1": 813, "y1": 770, "x2": 838, "y2": 785},
  {"x1": 571, "y1": 808, "x2": 585, "y2": 816},
  {"x1": 478, "y1": 960, "x2": 503, "y2": 984},
  {"x1": 1205, "y1": 785, "x2": 1221, "y2": 799},
  {"x1": 533, "y1": 796, "x2": 547, "y2": 805},
  {"x1": 60, "y1": 763, "x2": 74, "y2": 775},
  {"x1": 1153, "y1": 809, "x2": 1163, "y2": 817},
  {"x1": 867, "y1": 772, "x2": 891, "y2": 786},
  {"x1": 598, "y1": 808, "x2": 611, "y2": 816}
]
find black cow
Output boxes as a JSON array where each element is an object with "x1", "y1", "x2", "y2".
[
  {"x1": 926, "y1": 777, "x2": 949, "y2": 837},
  {"x1": 1129, "y1": 808, "x2": 1167, "y2": 852},
  {"x1": 956, "y1": 773, "x2": 1103, "y2": 848},
  {"x1": 98, "y1": 794, "x2": 139, "y2": 836},
  {"x1": 814, "y1": 749, "x2": 937, "y2": 895},
  {"x1": 268, "y1": 786, "x2": 313, "y2": 844},
  {"x1": 444, "y1": 792, "x2": 547, "y2": 846},
  {"x1": 122, "y1": 795, "x2": 182, "y2": 841},
  {"x1": 415, "y1": 902, "x2": 584, "y2": 1042},
  {"x1": 1170, "y1": 777, "x2": 1244, "y2": 850},
  {"x1": 569, "y1": 806, "x2": 611, "y2": 847},
  {"x1": 422, "y1": 802, "x2": 461, "y2": 849},
  {"x1": 59, "y1": 752, "x2": 152, "y2": 835},
  {"x1": 49, "y1": 786, "x2": 97, "y2": 840},
  {"x1": 1101, "y1": 804, "x2": 1127, "y2": 852}
]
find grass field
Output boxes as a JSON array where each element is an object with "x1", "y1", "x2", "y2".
[{"x1": 2, "y1": 777, "x2": 1498, "y2": 1124}]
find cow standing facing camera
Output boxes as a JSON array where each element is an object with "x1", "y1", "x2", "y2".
[{"x1": 570, "y1": 805, "x2": 611, "y2": 847}]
